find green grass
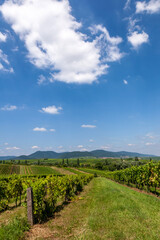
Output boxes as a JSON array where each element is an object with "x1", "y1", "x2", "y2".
[
  {"x1": 78, "y1": 178, "x2": 160, "y2": 240},
  {"x1": 43, "y1": 177, "x2": 160, "y2": 240},
  {"x1": 0, "y1": 216, "x2": 29, "y2": 240},
  {"x1": 78, "y1": 167, "x2": 108, "y2": 177},
  {"x1": 26, "y1": 165, "x2": 60, "y2": 175},
  {"x1": 64, "y1": 167, "x2": 84, "y2": 175}
]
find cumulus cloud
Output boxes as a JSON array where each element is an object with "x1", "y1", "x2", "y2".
[
  {"x1": 123, "y1": 79, "x2": 128, "y2": 84},
  {"x1": 6, "y1": 146, "x2": 20, "y2": 150},
  {"x1": 89, "y1": 139, "x2": 94, "y2": 142},
  {"x1": 32, "y1": 145, "x2": 39, "y2": 149},
  {"x1": 33, "y1": 127, "x2": 47, "y2": 132},
  {"x1": 128, "y1": 143, "x2": 135, "y2": 146},
  {"x1": 128, "y1": 31, "x2": 149, "y2": 49},
  {"x1": 0, "y1": 0, "x2": 124, "y2": 84},
  {"x1": 136, "y1": 0, "x2": 160, "y2": 14},
  {"x1": 0, "y1": 32, "x2": 7, "y2": 42},
  {"x1": 90, "y1": 24, "x2": 124, "y2": 62},
  {"x1": 1, "y1": 105, "x2": 17, "y2": 111},
  {"x1": 40, "y1": 105, "x2": 62, "y2": 114},
  {"x1": 81, "y1": 124, "x2": 96, "y2": 128},
  {"x1": 126, "y1": 16, "x2": 149, "y2": 50}
]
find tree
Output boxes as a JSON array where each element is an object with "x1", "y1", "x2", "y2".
[
  {"x1": 135, "y1": 156, "x2": 139, "y2": 161},
  {"x1": 77, "y1": 158, "x2": 80, "y2": 167}
]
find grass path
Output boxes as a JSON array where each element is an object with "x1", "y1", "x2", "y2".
[
  {"x1": 64, "y1": 167, "x2": 85, "y2": 175},
  {"x1": 25, "y1": 177, "x2": 160, "y2": 240},
  {"x1": 51, "y1": 167, "x2": 75, "y2": 175},
  {"x1": 0, "y1": 206, "x2": 26, "y2": 227}
]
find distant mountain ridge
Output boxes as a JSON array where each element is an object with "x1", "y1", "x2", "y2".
[
  {"x1": 0, "y1": 156, "x2": 16, "y2": 160},
  {"x1": 4, "y1": 150, "x2": 156, "y2": 160}
]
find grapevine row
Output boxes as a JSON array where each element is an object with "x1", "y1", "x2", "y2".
[
  {"x1": 0, "y1": 174, "x2": 93, "y2": 222},
  {"x1": 105, "y1": 162, "x2": 160, "y2": 193}
]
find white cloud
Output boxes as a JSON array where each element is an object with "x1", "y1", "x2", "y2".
[
  {"x1": 81, "y1": 124, "x2": 96, "y2": 128},
  {"x1": 136, "y1": 0, "x2": 160, "y2": 14},
  {"x1": 89, "y1": 139, "x2": 94, "y2": 142},
  {"x1": 32, "y1": 145, "x2": 39, "y2": 149},
  {"x1": 0, "y1": 49, "x2": 9, "y2": 64},
  {"x1": 124, "y1": 0, "x2": 131, "y2": 10},
  {"x1": 127, "y1": 17, "x2": 141, "y2": 33},
  {"x1": 0, "y1": 0, "x2": 124, "y2": 84},
  {"x1": 128, "y1": 143, "x2": 135, "y2": 146},
  {"x1": 6, "y1": 146, "x2": 20, "y2": 150},
  {"x1": 0, "y1": 49, "x2": 13, "y2": 72},
  {"x1": 4, "y1": 142, "x2": 9, "y2": 145},
  {"x1": 58, "y1": 145, "x2": 63, "y2": 149},
  {"x1": 1, "y1": 105, "x2": 17, "y2": 111},
  {"x1": 37, "y1": 75, "x2": 47, "y2": 85},
  {"x1": 128, "y1": 31, "x2": 149, "y2": 49},
  {"x1": 40, "y1": 105, "x2": 62, "y2": 114},
  {"x1": 33, "y1": 127, "x2": 47, "y2": 132},
  {"x1": 123, "y1": 79, "x2": 128, "y2": 84},
  {"x1": 126, "y1": 16, "x2": 149, "y2": 50},
  {"x1": 50, "y1": 129, "x2": 55, "y2": 132},
  {"x1": 0, "y1": 32, "x2": 7, "y2": 42},
  {"x1": 90, "y1": 24, "x2": 124, "y2": 62},
  {"x1": 81, "y1": 148, "x2": 88, "y2": 151},
  {"x1": 145, "y1": 133, "x2": 155, "y2": 139},
  {"x1": 77, "y1": 145, "x2": 83, "y2": 148},
  {"x1": 145, "y1": 142, "x2": 155, "y2": 146},
  {"x1": 101, "y1": 145, "x2": 110, "y2": 150}
]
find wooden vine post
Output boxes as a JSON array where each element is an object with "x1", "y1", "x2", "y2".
[{"x1": 27, "y1": 187, "x2": 34, "y2": 226}]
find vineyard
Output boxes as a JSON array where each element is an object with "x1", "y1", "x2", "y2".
[
  {"x1": 105, "y1": 162, "x2": 160, "y2": 194},
  {"x1": 0, "y1": 165, "x2": 20, "y2": 175},
  {"x1": 0, "y1": 164, "x2": 60, "y2": 176},
  {"x1": 0, "y1": 162, "x2": 160, "y2": 239},
  {"x1": 0, "y1": 174, "x2": 93, "y2": 222}
]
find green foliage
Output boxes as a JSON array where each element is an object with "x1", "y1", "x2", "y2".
[
  {"x1": 0, "y1": 217, "x2": 29, "y2": 240},
  {"x1": 31, "y1": 174, "x2": 93, "y2": 222},
  {"x1": 106, "y1": 162, "x2": 160, "y2": 194},
  {"x1": 0, "y1": 173, "x2": 93, "y2": 222}
]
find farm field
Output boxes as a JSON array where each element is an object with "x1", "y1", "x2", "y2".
[
  {"x1": 63, "y1": 167, "x2": 86, "y2": 175},
  {"x1": 51, "y1": 166, "x2": 75, "y2": 175},
  {"x1": 0, "y1": 162, "x2": 160, "y2": 239},
  {"x1": 25, "y1": 177, "x2": 160, "y2": 240},
  {"x1": 0, "y1": 164, "x2": 20, "y2": 175},
  {"x1": 0, "y1": 164, "x2": 60, "y2": 176},
  {"x1": 78, "y1": 167, "x2": 109, "y2": 176},
  {"x1": 4, "y1": 157, "x2": 154, "y2": 168}
]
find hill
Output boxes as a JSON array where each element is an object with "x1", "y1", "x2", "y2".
[
  {"x1": 0, "y1": 156, "x2": 16, "y2": 160},
  {"x1": 11, "y1": 150, "x2": 155, "y2": 160}
]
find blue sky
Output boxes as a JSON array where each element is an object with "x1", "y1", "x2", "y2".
[{"x1": 0, "y1": 0, "x2": 160, "y2": 156}]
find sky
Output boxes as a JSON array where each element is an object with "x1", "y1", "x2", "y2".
[{"x1": 0, "y1": 0, "x2": 160, "y2": 156}]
